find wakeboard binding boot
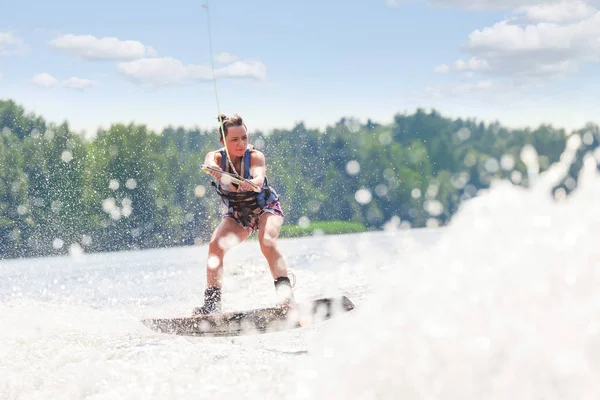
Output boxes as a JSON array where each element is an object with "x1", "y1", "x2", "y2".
[
  {"x1": 274, "y1": 276, "x2": 296, "y2": 311},
  {"x1": 192, "y1": 287, "x2": 222, "y2": 315}
]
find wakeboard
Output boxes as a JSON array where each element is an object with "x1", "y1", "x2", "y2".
[{"x1": 141, "y1": 295, "x2": 355, "y2": 337}]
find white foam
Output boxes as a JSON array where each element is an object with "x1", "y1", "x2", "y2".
[
  {"x1": 2, "y1": 144, "x2": 599, "y2": 399},
  {"x1": 303, "y1": 149, "x2": 600, "y2": 399}
]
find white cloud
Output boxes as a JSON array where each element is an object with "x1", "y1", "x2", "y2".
[
  {"x1": 60, "y1": 77, "x2": 98, "y2": 90},
  {"x1": 118, "y1": 57, "x2": 267, "y2": 86},
  {"x1": 387, "y1": 0, "x2": 600, "y2": 12},
  {"x1": 436, "y1": 57, "x2": 489, "y2": 73},
  {"x1": 516, "y1": 1, "x2": 597, "y2": 23},
  {"x1": 430, "y1": 0, "x2": 600, "y2": 83},
  {"x1": 0, "y1": 32, "x2": 27, "y2": 55},
  {"x1": 50, "y1": 34, "x2": 157, "y2": 61},
  {"x1": 30, "y1": 73, "x2": 98, "y2": 90},
  {"x1": 118, "y1": 57, "x2": 195, "y2": 85},
  {"x1": 31, "y1": 73, "x2": 59, "y2": 88},
  {"x1": 465, "y1": 14, "x2": 600, "y2": 78},
  {"x1": 455, "y1": 57, "x2": 489, "y2": 71},
  {"x1": 214, "y1": 52, "x2": 238, "y2": 63},
  {"x1": 213, "y1": 61, "x2": 267, "y2": 80}
]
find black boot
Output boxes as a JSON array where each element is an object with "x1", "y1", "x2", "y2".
[
  {"x1": 274, "y1": 277, "x2": 296, "y2": 309},
  {"x1": 192, "y1": 287, "x2": 222, "y2": 315}
]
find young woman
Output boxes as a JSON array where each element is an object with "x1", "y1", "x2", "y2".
[{"x1": 193, "y1": 113, "x2": 295, "y2": 315}]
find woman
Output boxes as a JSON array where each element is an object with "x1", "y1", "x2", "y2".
[{"x1": 193, "y1": 113, "x2": 295, "y2": 315}]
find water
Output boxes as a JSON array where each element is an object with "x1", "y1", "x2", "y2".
[{"x1": 1, "y1": 152, "x2": 599, "y2": 399}]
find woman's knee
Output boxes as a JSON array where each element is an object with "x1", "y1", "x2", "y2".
[
  {"x1": 208, "y1": 237, "x2": 225, "y2": 257},
  {"x1": 258, "y1": 232, "x2": 277, "y2": 250},
  {"x1": 259, "y1": 235, "x2": 278, "y2": 253}
]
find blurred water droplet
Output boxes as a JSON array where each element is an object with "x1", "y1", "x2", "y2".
[
  {"x1": 61, "y1": 150, "x2": 73, "y2": 163},
  {"x1": 110, "y1": 209, "x2": 122, "y2": 220},
  {"x1": 426, "y1": 184, "x2": 439, "y2": 199},
  {"x1": 375, "y1": 184, "x2": 388, "y2": 197},
  {"x1": 384, "y1": 215, "x2": 401, "y2": 231},
  {"x1": 254, "y1": 138, "x2": 265, "y2": 149},
  {"x1": 298, "y1": 216, "x2": 310, "y2": 228},
  {"x1": 69, "y1": 243, "x2": 84, "y2": 258},
  {"x1": 51, "y1": 201, "x2": 62, "y2": 213},
  {"x1": 484, "y1": 158, "x2": 499, "y2": 174},
  {"x1": 355, "y1": 189, "x2": 372, "y2": 204},
  {"x1": 126, "y1": 178, "x2": 137, "y2": 190},
  {"x1": 102, "y1": 198, "x2": 117, "y2": 213},
  {"x1": 346, "y1": 160, "x2": 360, "y2": 175},
  {"x1": 195, "y1": 185, "x2": 207, "y2": 197},
  {"x1": 379, "y1": 131, "x2": 392, "y2": 145},
  {"x1": 426, "y1": 218, "x2": 440, "y2": 228},
  {"x1": 451, "y1": 172, "x2": 469, "y2": 189},
  {"x1": 501, "y1": 154, "x2": 515, "y2": 171},
  {"x1": 53, "y1": 238, "x2": 64, "y2": 249},
  {"x1": 424, "y1": 200, "x2": 444, "y2": 217},
  {"x1": 81, "y1": 235, "x2": 93, "y2": 246},
  {"x1": 207, "y1": 255, "x2": 220, "y2": 269},
  {"x1": 383, "y1": 169, "x2": 395, "y2": 181},
  {"x1": 456, "y1": 127, "x2": 471, "y2": 141},
  {"x1": 122, "y1": 205, "x2": 132, "y2": 217},
  {"x1": 464, "y1": 153, "x2": 477, "y2": 167},
  {"x1": 511, "y1": 170, "x2": 522, "y2": 184}
]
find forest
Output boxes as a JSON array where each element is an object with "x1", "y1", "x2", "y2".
[{"x1": 1, "y1": 99, "x2": 598, "y2": 259}]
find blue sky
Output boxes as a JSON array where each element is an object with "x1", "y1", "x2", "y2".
[{"x1": 1, "y1": 0, "x2": 600, "y2": 136}]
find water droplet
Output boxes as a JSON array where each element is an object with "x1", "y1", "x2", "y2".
[
  {"x1": 456, "y1": 127, "x2": 471, "y2": 141},
  {"x1": 355, "y1": 189, "x2": 372, "y2": 204},
  {"x1": 484, "y1": 158, "x2": 499, "y2": 174},
  {"x1": 424, "y1": 200, "x2": 444, "y2": 216},
  {"x1": 583, "y1": 131, "x2": 594, "y2": 145},
  {"x1": 126, "y1": 178, "x2": 137, "y2": 190},
  {"x1": 298, "y1": 216, "x2": 310, "y2": 228},
  {"x1": 346, "y1": 160, "x2": 360, "y2": 175},
  {"x1": 379, "y1": 131, "x2": 392, "y2": 145},
  {"x1": 501, "y1": 154, "x2": 515, "y2": 170},
  {"x1": 195, "y1": 185, "x2": 207, "y2": 197},
  {"x1": 375, "y1": 184, "x2": 388, "y2": 197},
  {"x1": 61, "y1": 150, "x2": 73, "y2": 163}
]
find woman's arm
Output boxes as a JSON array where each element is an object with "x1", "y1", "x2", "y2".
[
  {"x1": 203, "y1": 151, "x2": 223, "y2": 178},
  {"x1": 240, "y1": 150, "x2": 266, "y2": 190}
]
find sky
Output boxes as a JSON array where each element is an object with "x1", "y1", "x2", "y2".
[{"x1": 2, "y1": 0, "x2": 600, "y2": 137}]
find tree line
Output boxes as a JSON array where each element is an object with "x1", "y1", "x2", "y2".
[{"x1": 1, "y1": 99, "x2": 598, "y2": 259}]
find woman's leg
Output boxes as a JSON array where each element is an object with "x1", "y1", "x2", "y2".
[
  {"x1": 206, "y1": 217, "x2": 249, "y2": 288},
  {"x1": 194, "y1": 217, "x2": 248, "y2": 315},
  {"x1": 257, "y1": 212, "x2": 287, "y2": 279},
  {"x1": 258, "y1": 212, "x2": 295, "y2": 306}
]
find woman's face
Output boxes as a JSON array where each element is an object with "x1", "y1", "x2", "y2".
[{"x1": 224, "y1": 125, "x2": 248, "y2": 158}]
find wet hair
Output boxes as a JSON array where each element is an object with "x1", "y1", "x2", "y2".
[{"x1": 217, "y1": 113, "x2": 247, "y2": 139}]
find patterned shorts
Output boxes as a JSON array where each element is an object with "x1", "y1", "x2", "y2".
[{"x1": 223, "y1": 200, "x2": 284, "y2": 235}]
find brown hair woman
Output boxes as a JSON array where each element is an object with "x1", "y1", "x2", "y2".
[{"x1": 193, "y1": 113, "x2": 295, "y2": 315}]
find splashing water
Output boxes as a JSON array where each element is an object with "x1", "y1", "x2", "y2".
[
  {"x1": 301, "y1": 144, "x2": 600, "y2": 399},
  {"x1": 1, "y1": 142, "x2": 599, "y2": 399}
]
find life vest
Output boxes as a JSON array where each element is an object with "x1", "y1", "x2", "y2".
[{"x1": 212, "y1": 147, "x2": 279, "y2": 225}]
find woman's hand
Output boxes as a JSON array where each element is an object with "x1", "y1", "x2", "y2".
[
  {"x1": 207, "y1": 166, "x2": 223, "y2": 179},
  {"x1": 239, "y1": 179, "x2": 260, "y2": 192}
]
